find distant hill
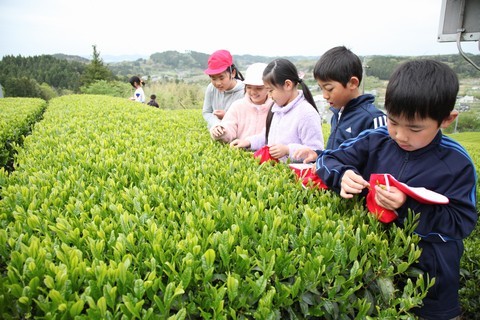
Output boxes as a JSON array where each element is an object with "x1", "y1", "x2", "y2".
[
  {"x1": 52, "y1": 54, "x2": 89, "y2": 63},
  {"x1": 47, "y1": 50, "x2": 480, "y2": 82},
  {"x1": 52, "y1": 53, "x2": 147, "y2": 63},
  {"x1": 102, "y1": 51, "x2": 332, "y2": 82},
  {"x1": 102, "y1": 54, "x2": 149, "y2": 63},
  {"x1": 52, "y1": 50, "x2": 322, "y2": 79}
]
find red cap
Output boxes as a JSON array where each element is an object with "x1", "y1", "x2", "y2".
[{"x1": 204, "y1": 50, "x2": 233, "y2": 75}]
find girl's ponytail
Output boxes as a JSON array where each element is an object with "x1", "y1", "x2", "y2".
[
  {"x1": 264, "y1": 102, "x2": 274, "y2": 144},
  {"x1": 231, "y1": 64, "x2": 244, "y2": 81},
  {"x1": 298, "y1": 79, "x2": 318, "y2": 112}
]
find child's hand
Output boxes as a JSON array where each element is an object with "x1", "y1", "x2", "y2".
[
  {"x1": 268, "y1": 144, "x2": 289, "y2": 159},
  {"x1": 230, "y1": 139, "x2": 250, "y2": 149},
  {"x1": 211, "y1": 125, "x2": 225, "y2": 138},
  {"x1": 340, "y1": 170, "x2": 369, "y2": 199},
  {"x1": 213, "y1": 110, "x2": 226, "y2": 120},
  {"x1": 293, "y1": 147, "x2": 317, "y2": 163},
  {"x1": 374, "y1": 186, "x2": 407, "y2": 211}
]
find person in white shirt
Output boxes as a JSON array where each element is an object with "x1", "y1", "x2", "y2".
[{"x1": 129, "y1": 76, "x2": 145, "y2": 103}]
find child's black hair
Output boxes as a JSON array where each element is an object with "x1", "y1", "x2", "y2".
[
  {"x1": 229, "y1": 65, "x2": 244, "y2": 81},
  {"x1": 313, "y1": 46, "x2": 363, "y2": 87},
  {"x1": 210, "y1": 65, "x2": 245, "y2": 81},
  {"x1": 129, "y1": 76, "x2": 142, "y2": 88},
  {"x1": 385, "y1": 59, "x2": 459, "y2": 125}
]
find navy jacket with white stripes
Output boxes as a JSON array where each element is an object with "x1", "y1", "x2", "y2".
[
  {"x1": 316, "y1": 126, "x2": 478, "y2": 319},
  {"x1": 327, "y1": 94, "x2": 386, "y2": 150}
]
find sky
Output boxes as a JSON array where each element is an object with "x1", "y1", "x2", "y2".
[{"x1": 0, "y1": 0, "x2": 479, "y2": 61}]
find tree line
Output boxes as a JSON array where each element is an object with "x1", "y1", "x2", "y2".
[
  {"x1": 1, "y1": 47, "x2": 479, "y2": 99},
  {"x1": 0, "y1": 45, "x2": 116, "y2": 99},
  {"x1": 365, "y1": 54, "x2": 480, "y2": 80}
]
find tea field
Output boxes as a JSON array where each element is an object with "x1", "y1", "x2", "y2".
[{"x1": 0, "y1": 96, "x2": 479, "y2": 319}]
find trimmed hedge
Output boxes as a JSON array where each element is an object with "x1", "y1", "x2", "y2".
[
  {"x1": 0, "y1": 97, "x2": 46, "y2": 171},
  {"x1": 0, "y1": 95, "x2": 477, "y2": 319}
]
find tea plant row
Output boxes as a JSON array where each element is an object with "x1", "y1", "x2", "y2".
[
  {"x1": 0, "y1": 95, "x2": 467, "y2": 319},
  {"x1": 0, "y1": 98, "x2": 46, "y2": 170}
]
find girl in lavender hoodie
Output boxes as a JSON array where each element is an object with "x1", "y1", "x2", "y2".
[{"x1": 231, "y1": 58, "x2": 324, "y2": 163}]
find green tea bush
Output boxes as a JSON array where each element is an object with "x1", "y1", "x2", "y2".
[
  {"x1": 1, "y1": 95, "x2": 478, "y2": 319},
  {"x1": 80, "y1": 80, "x2": 132, "y2": 98},
  {"x1": 448, "y1": 132, "x2": 480, "y2": 319},
  {"x1": 443, "y1": 111, "x2": 480, "y2": 133},
  {"x1": 0, "y1": 97, "x2": 46, "y2": 171}
]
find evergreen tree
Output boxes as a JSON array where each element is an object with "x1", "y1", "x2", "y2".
[
  {"x1": 81, "y1": 45, "x2": 115, "y2": 86},
  {"x1": 4, "y1": 76, "x2": 42, "y2": 97}
]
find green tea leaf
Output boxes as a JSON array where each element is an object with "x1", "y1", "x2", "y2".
[
  {"x1": 203, "y1": 249, "x2": 216, "y2": 269},
  {"x1": 70, "y1": 299, "x2": 85, "y2": 317}
]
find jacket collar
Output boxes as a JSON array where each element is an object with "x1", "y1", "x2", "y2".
[
  {"x1": 224, "y1": 80, "x2": 245, "y2": 94},
  {"x1": 272, "y1": 91, "x2": 304, "y2": 114}
]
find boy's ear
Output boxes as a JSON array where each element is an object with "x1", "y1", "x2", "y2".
[
  {"x1": 348, "y1": 76, "x2": 360, "y2": 89},
  {"x1": 440, "y1": 110, "x2": 459, "y2": 129}
]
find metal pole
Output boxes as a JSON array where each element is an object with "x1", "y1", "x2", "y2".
[
  {"x1": 454, "y1": 113, "x2": 459, "y2": 133},
  {"x1": 362, "y1": 57, "x2": 369, "y2": 95}
]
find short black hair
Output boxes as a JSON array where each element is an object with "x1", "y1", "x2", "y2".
[
  {"x1": 150, "y1": 94, "x2": 156, "y2": 99},
  {"x1": 313, "y1": 46, "x2": 363, "y2": 87},
  {"x1": 385, "y1": 59, "x2": 459, "y2": 125}
]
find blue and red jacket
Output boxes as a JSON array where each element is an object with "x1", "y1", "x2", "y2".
[
  {"x1": 327, "y1": 94, "x2": 386, "y2": 149},
  {"x1": 316, "y1": 126, "x2": 478, "y2": 319}
]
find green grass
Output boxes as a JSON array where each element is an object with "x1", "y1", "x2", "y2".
[
  {"x1": 446, "y1": 132, "x2": 480, "y2": 173},
  {"x1": 446, "y1": 131, "x2": 480, "y2": 146}
]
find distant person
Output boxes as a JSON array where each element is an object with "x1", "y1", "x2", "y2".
[
  {"x1": 147, "y1": 94, "x2": 159, "y2": 108},
  {"x1": 315, "y1": 59, "x2": 477, "y2": 320},
  {"x1": 129, "y1": 76, "x2": 145, "y2": 103},
  {"x1": 294, "y1": 46, "x2": 386, "y2": 162},
  {"x1": 231, "y1": 58, "x2": 324, "y2": 163},
  {"x1": 202, "y1": 49, "x2": 245, "y2": 129},
  {"x1": 210, "y1": 63, "x2": 273, "y2": 143}
]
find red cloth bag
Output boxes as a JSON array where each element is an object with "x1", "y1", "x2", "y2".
[
  {"x1": 289, "y1": 163, "x2": 328, "y2": 190},
  {"x1": 253, "y1": 146, "x2": 279, "y2": 164},
  {"x1": 366, "y1": 174, "x2": 398, "y2": 223}
]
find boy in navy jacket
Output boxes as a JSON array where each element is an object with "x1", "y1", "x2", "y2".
[
  {"x1": 316, "y1": 59, "x2": 477, "y2": 319},
  {"x1": 294, "y1": 46, "x2": 386, "y2": 162}
]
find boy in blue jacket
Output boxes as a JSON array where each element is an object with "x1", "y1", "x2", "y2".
[
  {"x1": 294, "y1": 46, "x2": 386, "y2": 161},
  {"x1": 316, "y1": 59, "x2": 478, "y2": 319}
]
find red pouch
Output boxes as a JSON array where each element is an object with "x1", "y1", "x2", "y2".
[
  {"x1": 289, "y1": 163, "x2": 328, "y2": 190},
  {"x1": 366, "y1": 173, "x2": 449, "y2": 224},
  {"x1": 366, "y1": 174, "x2": 398, "y2": 223},
  {"x1": 253, "y1": 146, "x2": 279, "y2": 164}
]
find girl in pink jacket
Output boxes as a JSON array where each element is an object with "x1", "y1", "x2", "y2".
[{"x1": 210, "y1": 63, "x2": 273, "y2": 143}]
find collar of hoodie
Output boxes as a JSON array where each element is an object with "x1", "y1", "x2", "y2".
[{"x1": 272, "y1": 90, "x2": 304, "y2": 114}]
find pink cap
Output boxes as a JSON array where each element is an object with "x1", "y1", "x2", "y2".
[{"x1": 204, "y1": 50, "x2": 233, "y2": 75}]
